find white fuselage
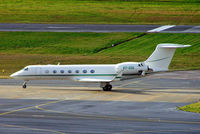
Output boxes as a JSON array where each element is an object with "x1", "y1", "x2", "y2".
[{"x1": 11, "y1": 62, "x2": 148, "y2": 82}]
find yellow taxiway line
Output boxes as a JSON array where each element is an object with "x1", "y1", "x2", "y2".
[
  {"x1": 0, "y1": 123, "x2": 66, "y2": 134},
  {"x1": 0, "y1": 100, "x2": 64, "y2": 116}
]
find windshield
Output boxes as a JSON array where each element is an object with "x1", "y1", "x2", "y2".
[{"x1": 24, "y1": 68, "x2": 28, "y2": 71}]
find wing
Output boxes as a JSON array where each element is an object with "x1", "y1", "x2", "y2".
[
  {"x1": 73, "y1": 71, "x2": 123, "y2": 83},
  {"x1": 73, "y1": 78, "x2": 114, "y2": 82}
]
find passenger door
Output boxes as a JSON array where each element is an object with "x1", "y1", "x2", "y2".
[{"x1": 35, "y1": 67, "x2": 41, "y2": 78}]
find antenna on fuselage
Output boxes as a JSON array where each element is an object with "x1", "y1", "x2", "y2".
[{"x1": 57, "y1": 62, "x2": 60, "y2": 65}]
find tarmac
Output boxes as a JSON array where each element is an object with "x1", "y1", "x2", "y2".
[
  {"x1": 0, "y1": 70, "x2": 200, "y2": 134},
  {"x1": 0, "y1": 23, "x2": 200, "y2": 33}
]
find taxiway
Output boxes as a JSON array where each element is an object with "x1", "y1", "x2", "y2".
[{"x1": 0, "y1": 70, "x2": 200, "y2": 134}]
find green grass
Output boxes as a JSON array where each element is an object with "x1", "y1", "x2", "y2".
[
  {"x1": 98, "y1": 33, "x2": 200, "y2": 56},
  {"x1": 178, "y1": 102, "x2": 200, "y2": 113},
  {"x1": 97, "y1": 33, "x2": 200, "y2": 70},
  {"x1": 0, "y1": 32, "x2": 199, "y2": 77},
  {"x1": 0, "y1": 32, "x2": 139, "y2": 54},
  {"x1": 0, "y1": 0, "x2": 200, "y2": 24}
]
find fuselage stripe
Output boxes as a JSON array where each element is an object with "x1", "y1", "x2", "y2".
[{"x1": 17, "y1": 74, "x2": 117, "y2": 77}]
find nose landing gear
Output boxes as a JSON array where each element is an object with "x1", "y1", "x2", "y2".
[
  {"x1": 100, "y1": 82, "x2": 112, "y2": 91},
  {"x1": 22, "y1": 81, "x2": 28, "y2": 88}
]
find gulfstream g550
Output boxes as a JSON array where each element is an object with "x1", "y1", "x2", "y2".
[{"x1": 11, "y1": 43, "x2": 190, "y2": 91}]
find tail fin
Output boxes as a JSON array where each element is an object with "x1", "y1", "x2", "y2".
[{"x1": 145, "y1": 43, "x2": 191, "y2": 72}]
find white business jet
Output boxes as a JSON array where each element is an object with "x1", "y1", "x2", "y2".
[{"x1": 10, "y1": 43, "x2": 190, "y2": 91}]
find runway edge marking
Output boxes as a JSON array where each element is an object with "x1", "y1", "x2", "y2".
[{"x1": 147, "y1": 25, "x2": 175, "y2": 33}]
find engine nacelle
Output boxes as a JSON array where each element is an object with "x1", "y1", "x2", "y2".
[{"x1": 116, "y1": 62, "x2": 148, "y2": 75}]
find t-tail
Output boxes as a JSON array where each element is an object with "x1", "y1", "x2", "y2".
[{"x1": 144, "y1": 43, "x2": 191, "y2": 72}]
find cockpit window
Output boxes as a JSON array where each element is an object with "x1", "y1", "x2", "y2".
[{"x1": 24, "y1": 68, "x2": 28, "y2": 71}]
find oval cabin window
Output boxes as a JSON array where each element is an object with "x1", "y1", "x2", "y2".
[
  {"x1": 90, "y1": 70, "x2": 95, "y2": 73},
  {"x1": 68, "y1": 70, "x2": 72, "y2": 73},
  {"x1": 83, "y1": 70, "x2": 87, "y2": 73},
  {"x1": 53, "y1": 70, "x2": 57, "y2": 73},
  {"x1": 75, "y1": 70, "x2": 79, "y2": 73}
]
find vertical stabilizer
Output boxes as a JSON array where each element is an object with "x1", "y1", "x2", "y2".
[{"x1": 145, "y1": 43, "x2": 190, "y2": 72}]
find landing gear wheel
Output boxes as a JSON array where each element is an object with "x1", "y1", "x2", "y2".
[
  {"x1": 22, "y1": 81, "x2": 28, "y2": 89},
  {"x1": 22, "y1": 84, "x2": 27, "y2": 89},
  {"x1": 103, "y1": 84, "x2": 112, "y2": 91}
]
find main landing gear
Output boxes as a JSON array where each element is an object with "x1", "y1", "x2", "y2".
[
  {"x1": 100, "y1": 82, "x2": 112, "y2": 91},
  {"x1": 22, "y1": 81, "x2": 28, "y2": 88}
]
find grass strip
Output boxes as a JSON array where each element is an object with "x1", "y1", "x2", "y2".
[
  {"x1": 0, "y1": 32, "x2": 199, "y2": 77},
  {"x1": 178, "y1": 102, "x2": 200, "y2": 113},
  {"x1": 0, "y1": 32, "x2": 140, "y2": 54},
  {"x1": 0, "y1": 0, "x2": 200, "y2": 25}
]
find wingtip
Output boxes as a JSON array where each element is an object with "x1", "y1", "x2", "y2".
[{"x1": 184, "y1": 45, "x2": 191, "y2": 47}]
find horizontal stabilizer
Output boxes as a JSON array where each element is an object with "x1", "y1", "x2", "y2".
[{"x1": 158, "y1": 43, "x2": 191, "y2": 48}]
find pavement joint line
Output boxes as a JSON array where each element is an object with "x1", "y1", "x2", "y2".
[
  {"x1": 35, "y1": 103, "x2": 200, "y2": 125},
  {"x1": 0, "y1": 100, "x2": 64, "y2": 116},
  {"x1": 135, "y1": 128, "x2": 200, "y2": 133},
  {"x1": 105, "y1": 94, "x2": 132, "y2": 101},
  {"x1": 0, "y1": 123, "x2": 66, "y2": 134},
  {"x1": 116, "y1": 80, "x2": 141, "y2": 88},
  {"x1": 6, "y1": 111, "x2": 200, "y2": 126},
  {"x1": 48, "y1": 26, "x2": 75, "y2": 29},
  {"x1": 33, "y1": 86, "x2": 100, "y2": 90}
]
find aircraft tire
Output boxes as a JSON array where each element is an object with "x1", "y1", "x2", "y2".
[
  {"x1": 23, "y1": 84, "x2": 26, "y2": 88},
  {"x1": 103, "y1": 84, "x2": 112, "y2": 91}
]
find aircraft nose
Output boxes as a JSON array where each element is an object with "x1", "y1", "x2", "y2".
[{"x1": 10, "y1": 72, "x2": 18, "y2": 78}]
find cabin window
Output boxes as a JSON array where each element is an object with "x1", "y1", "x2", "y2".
[
  {"x1": 24, "y1": 68, "x2": 28, "y2": 71},
  {"x1": 128, "y1": 66, "x2": 134, "y2": 70},
  {"x1": 68, "y1": 70, "x2": 72, "y2": 73},
  {"x1": 83, "y1": 70, "x2": 87, "y2": 73},
  {"x1": 75, "y1": 70, "x2": 79, "y2": 73},
  {"x1": 53, "y1": 70, "x2": 57, "y2": 73},
  {"x1": 45, "y1": 70, "x2": 49, "y2": 73},
  {"x1": 60, "y1": 70, "x2": 64, "y2": 73},
  {"x1": 138, "y1": 64, "x2": 141, "y2": 67},
  {"x1": 90, "y1": 70, "x2": 95, "y2": 73},
  {"x1": 123, "y1": 66, "x2": 128, "y2": 70}
]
